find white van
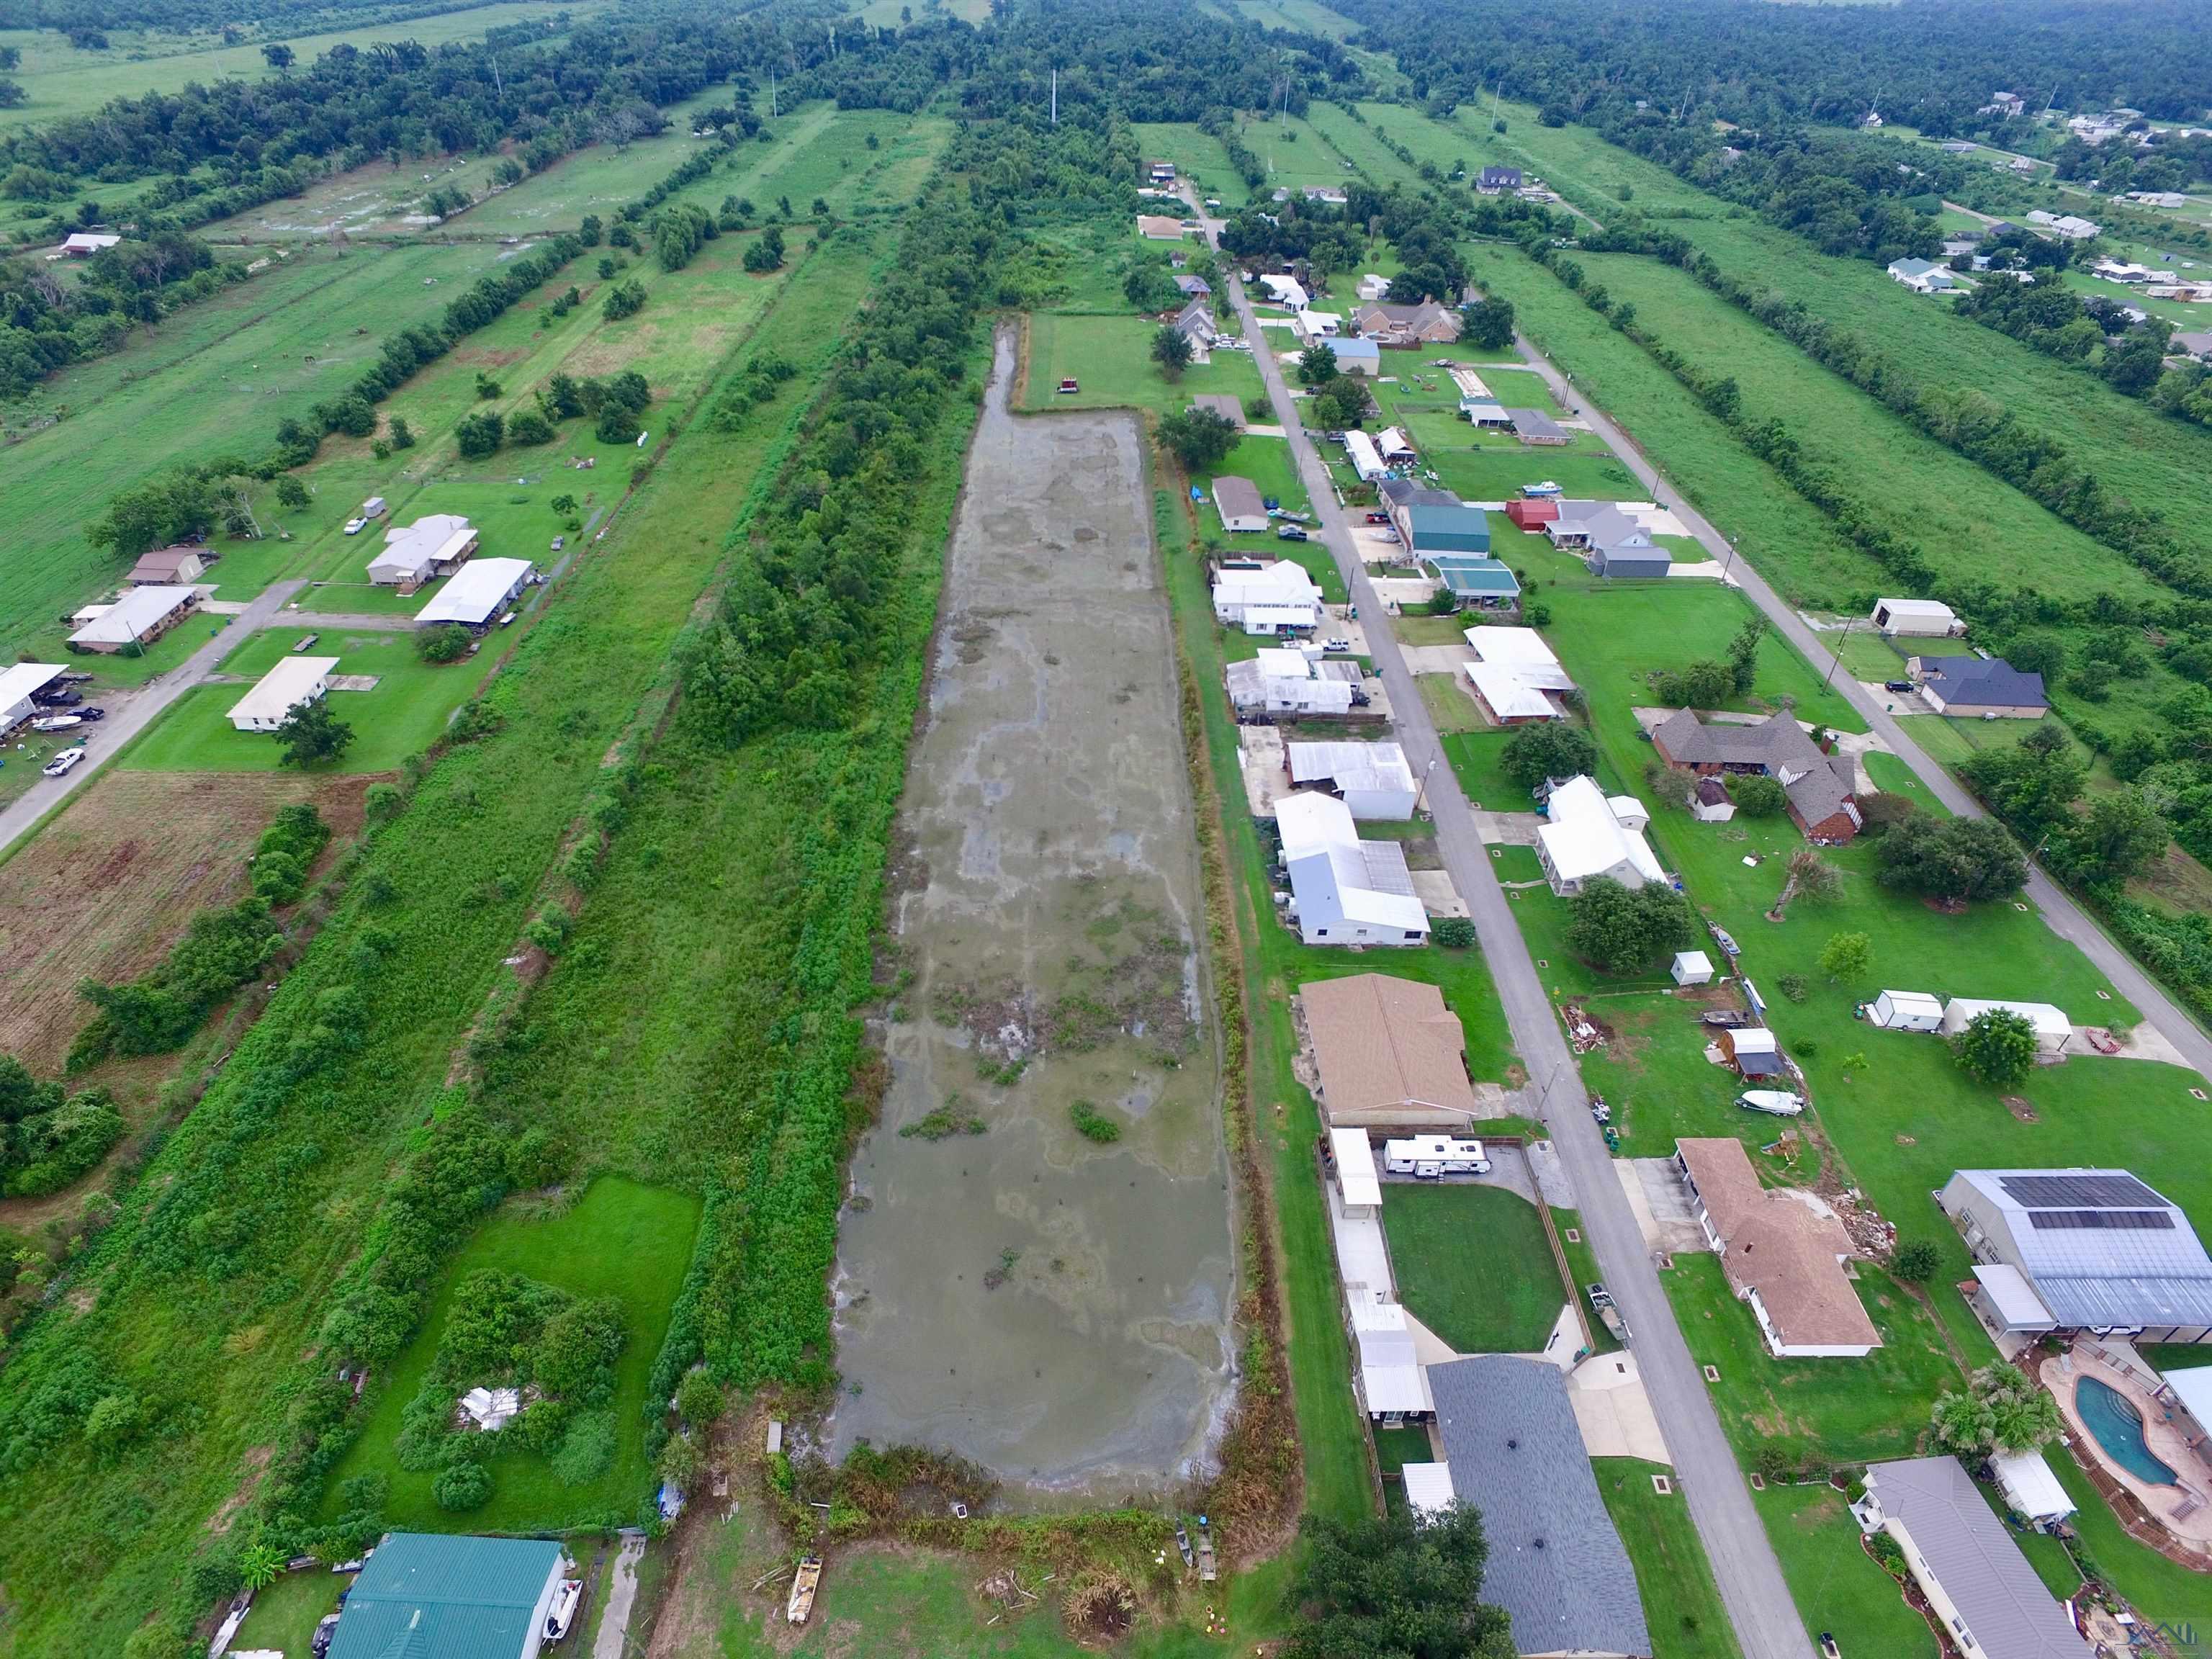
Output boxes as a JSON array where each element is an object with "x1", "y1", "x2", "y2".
[{"x1": 1382, "y1": 1136, "x2": 1490, "y2": 1177}]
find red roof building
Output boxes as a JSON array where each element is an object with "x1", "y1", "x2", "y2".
[{"x1": 1506, "y1": 498, "x2": 1560, "y2": 531}]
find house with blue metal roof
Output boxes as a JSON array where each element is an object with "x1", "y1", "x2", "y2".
[{"x1": 328, "y1": 1534, "x2": 568, "y2": 1659}]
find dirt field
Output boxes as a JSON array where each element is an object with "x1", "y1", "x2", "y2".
[{"x1": 0, "y1": 771, "x2": 369, "y2": 1070}]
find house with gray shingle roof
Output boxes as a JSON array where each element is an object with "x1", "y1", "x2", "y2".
[
  {"x1": 1428, "y1": 1356, "x2": 1650, "y2": 1659},
  {"x1": 1173, "y1": 298, "x2": 1217, "y2": 346},
  {"x1": 1652, "y1": 709, "x2": 1861, "y2": 842}
]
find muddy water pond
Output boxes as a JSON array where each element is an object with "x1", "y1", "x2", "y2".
[{"x1": 827, "y1": 331, "x2": 1234, "y2": 1499}]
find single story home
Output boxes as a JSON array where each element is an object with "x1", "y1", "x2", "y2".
[
  {"x1": 1937, "y1": 998, "x2": 2071, "y2": 1053},
  {"x1": 1651, "y1": 709, "x2": 1861, "y2": 842},
  {"x1": 1226, "y1": 648, "x2": 1355, "y2": 715},
  {"x1": 1293, "y1": 309, "x2": 1344, "y2": 344},
  {"x1": 1426, "y1": 1356, "x2": 1650, "y2": 1659},
  {"x1": 0, "y1": 663, "x2": 68, "y2": 732},
  {"x1": 1174, "y1": 298, "x2": 1218, "y2": 346},
  {"x1": 1506, "y1": 406, "x2": 1570, "y2": 445},
  {"x1": 326, "y1": 1532, "x2": 570, "y2": 1659},
  {"x1": 1318, "y1": 336, "x2": 1380, "y2": 375},
  {"x1": 1913, "y1": 655, "x2": 2048, "y2": 718},
  {"x1": 1354, "y1": 300, "x2": 1461, "y2": 346},
  {"x1": 1371, "y1": 427, "x2": 1413, "y2": 466},
  {"x1": 1856, "y1": 1459, "x2": 2095, "y2": 1659},
  {"x1": 1430, "y1": 555, "x2": 1519, "y2": 607},
  {"x1": 1187, "y1": 393, "x2": 1244, "y2": 431},
  {"x1": 415, "y1": 557, "x2": 534, "y2": 629},
  {"x1": 1888, "y1": 258, "x2": 1958, "y2": 294},
  {"x1": 1277, "y1": 791, "x2": 1428, "y2": 946},
  {"x1": 1287, "y1": 739, "x2": 1419, "y2": 819},
  {"x1": 228, "y1": 655, "x2": 341, "y2": 733},
  {"x1": 1462, "y1": 625, "x2": 1573, "y2": 723},
  {"x1": 1148, "y1": 160, "x2": 1176, "y2": 183},
  {"x1": 1460, "y1": 395, "x2": 1511, "y2": 428},
  {"x1": 2172, "y1": 331, "x2": 2212, "y2": 362},
  {"x1": 128, "y1": 544, "x2": 206, "y2": 585},
  {"x1": 2027, "y1": 209, "x2": 2100, "y2": 240},
  {"x1": 1869, "y1": 596, "x2": 1960, "y2": 637},
  {"x1": 1258, "y1": 273, "x2": 1310, "y2": 310},
  {"x1": 1537, "y1": 775, "x2": 1660, "y2": 895},
  {"x1": 1379, "y1": 478, "x2": 1457, "y2": 513},
  {"x1": 1344, "y1": 428, "x2": 1387, "y2": 481},
  {"x1": 1348, "y1": 1298, "x2": 1432, "y2": 1423},
  {"x1": 60, "y1": 232, "x2": 122, "y2": 256},
  {"x1": 1675, "y1": 1138, "x2": 1881, "y2": 1357},
  {"x1": 1137, "y1": 214, "x2": 1187, "y2": 240},
  {"x1": 1174, "y1": 272, "x2": 1212, "y2": 297},
  {"x1": 1300, "y1": 972, "x2": 1478, "y2": 1128},
  {"x1": 1869, "y1": 989, "x2": 1945, "y2": 1032},
  {"x1": 1212, "y1": 475, "x2": 1269, "y2": 534},
  {"x1": 1398, "y1": 503, "x2": 1491, "y2": 557},
  {"x1": 1475, "y1": 166, "x2": 1524, "y2": 194},
  {"x1": 1213, "y1": 559, "x2": 1323, "y2": 631},
  {"x1": 1941, "y1": 1168, "x2": 2212, "y2": 1346},
  {"x1": 370, "y1": 514, "x2": 478, "y2": 588},
  {"x1": 68, "y1": 584, "x2": 197, "y2": 653}
]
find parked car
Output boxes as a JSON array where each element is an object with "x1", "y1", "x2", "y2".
[
  {"x1": 312, "y1": 1614, "x2": 341, "y2": 1659},
  {"x1": 33, "y1": 686, "x2": 79, "y2": 707},
  {"x1": 1275, "y1": 525, "x2": 1309, "y2": 541},
  {"x1": 76, "y1": 706, "x2": 105, "y2": 721},
  {"x1": 1364, "y1": 511, "x2": 1391, "y2": 524},
  {"x1": 1585, "y1": 1282, "x2": 1631, "y2": 1344},
  {"x1": 41, "y1": 747, "x2": 86, "y2": 778},
  {"x1": 550, "y1": 536, "x2": 565, "y2": 552},
  {"x1": 343, "y1": 517, "x2": 367, "y2": 536},
  {"x1": 1321, "y1": 637, "x2": 1352, "y2": 654},
  {"x1": 1884, "y1": 679, "x2": 1916, "y2": 693}
]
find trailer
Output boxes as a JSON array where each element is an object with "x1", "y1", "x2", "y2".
[{"x1": 1382, "y1": 1136, "x2": 1490, "y2": 1177}]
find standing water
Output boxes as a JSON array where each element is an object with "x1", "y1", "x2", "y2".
[{"x1": 827, "y1": 328, "x2": 1235, "y2": 1497}]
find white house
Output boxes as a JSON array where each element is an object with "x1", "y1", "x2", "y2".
[
  {"x1": 1287, "y1": 740, "x2": 1419, "y2": 819},
  {"x1": 1212, "y1": 475, "x2": 1269, "y2": 535},
  {"x1": 1343, "y1": 428, "x2": 1388, "y2": 482},
  {"x1": 1869, "y1": 597, "x2": 1960, "y2": 637},
  {"x1": 1355, "y1": 273, "x2": 1390, "y2": 302},
  {"x1": 1870, "y1": 989, "x2": 1945, "y2": 1032},
  {"x1": 1374, "y1": 426, "x2": 1416, "y2": 464},
  {"x1": 1212, "y1": 560, "x2": 1323, "y2": 632},
  {"x1": 1535, "y1": 775, "x2": 1662, "y2": 896},
  {"x1": 0, "y1": 663, "x2": 68, "y2": 731},
  {"x1": 1226, "y1": 649, "x2": 1354, "y2": 716},
  {"x1": 59, "y1": 232, "x2": 122, "y2": 256},
  {"x1": 1292, "y1": 309, "x2": 1343, "y2": 343},
  {"x1": 370, "y1": 514, "x2": 478, "y2": 587},
  {"x1": 1259, "y1": 274, "x2": 1310, "y2": 310},
  {"x1": 228, "y1": 656, "x2": 340, "y2": 732},
  {"x1": 1461, "y1": 626, "x2": 1575, "y2": 726},
  {"x1": 1938, "y1": 997, "x2": 2070, "y2": 1054},
  {"x1": 68, "y1": 585, "x2": 197, "y2": 652},
  {"x1": 1277, "y1": 791, "x2": 1428, "y2": 946},
  {"x1": 415, "y1": 557, "x2": 534, "y2": 628},
  {"x1": 1887, "y1": 258, "x2": 1957, "y2": 294}
]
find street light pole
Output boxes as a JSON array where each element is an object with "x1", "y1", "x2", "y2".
[{"x1": 1415, "y1": 755, "x2": 1438, "y2": 816}]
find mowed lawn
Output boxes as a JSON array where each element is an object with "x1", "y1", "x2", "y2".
[
  {"x1": 1663, "y1": 1254, "x2": 1959, "y2": 1467},
  {"x1": 1380, "y1": 1182, "x2": 1565, "y2": 1354},
  {"x1": 228, "y1": 1565, "x2": 345, "y2": 1658},
  {"x1": 121, "y1": 629, "x2": 479, "y2": 775},
  {"x1": 1755, "y1": 1483, "x2": 1938, "y2": 1658},
  {"x1": 1591, "y1": 1459, "x2": 1742, "y2": 1659},
  {"x1": 1023, "y1": 312, "x2": 1264, "y2": 415},
  {"x1": 320, "y1": 1178, "x2": 699, "y2": 1534}
]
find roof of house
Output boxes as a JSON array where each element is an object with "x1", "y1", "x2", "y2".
[
  {"x1": 129, "y1": 545, "x2": 202, "y2": 579},
  {"x1": 1259, "y1": 273, "x2": 1309, "y2": 306},
  {"x1": 2172, "y1": 331, "x2": 2212, "y2": 357},
  {"x1": 1322, "y1": 336, "x2": 1379, "y2": 361},
  {"x1": 1174, "y1": 272, "x2": 1212, "y2": 295},
  {"x1": 327, "y1": 1532, "x2": 562, "y2": 1659},
  {"x1": 1465, "y1": 626, "x2": 1573, "y2": 687},
  {"x1": 1876, "y1": 596, "x2": 1959, "y2": 621},
  {"x1": 0, "y1": 662, "x2": 67, "y2": 710},
  {"x1": 1946, "y1": 1169, "x2": 2212, "y2": 1330},
  {"x1": 1465, "y1": 659, "x2": 1560, "y2": 721},
  {"x1": 1349, "y1": 1298, "x2": 1432, "y2": 1414},
  {"x1": 1538, "y1": 775, "x2": 1663, "y2": 887},
  {"x1": 1676, "y1": 1138, "x2": 1881, "y2": 1349},
  {"x1": 1505, "y1": 406, "x2": 1567, "y2": 440},
  {"x1": 1344, "y1": 428, "x2": 1385, "y2": 477},
  {"x1": 1213, "y1": 559, "x2": 1323, "y2": 609},
  {"x1": 1212, "y1": 475, "x2": 1266, "y2": 521},
  {"x1": 68, "y1": 584, "x2": 193, "y2": 644},
  {"x1": 1288, "y1": 739, "x2": 1416, "y2": 798},
  {"x1": 1889, "y1": 258, "x2": 1945, "y2": 279},
  {"x1": 1136, "y1": 214, "x2": 1187, "y2": 238},
  {"x1": 1188, "y1": 393, "x2": 1244, "y2": 429},
  {"x1": 1279, "y1": 793, "x2": 1427, "y2": 933},
  {"x1": 1478, "y1": 166, "x2": 1524, "y2": 186},
  {"x1": 1651, "y1": 709, "x2": 1857, "y2": 825},
  {"x1": 60, "y1": 232, "x2": 121, "y2": 252},
  {"x1": 1427, "y1": 1357, "x2": 1650, "y2": 1658},
  {"x1": 1378, "y1": 478, "x2": 1457, "y2": 508},
  {"x1": 1921, "y1": 655, "x2": 2048, "y2": 709},
  {"x1": 1175, "y1": 297, "x2": 1216, "y2": 337},
  {"x1": 228, "y1": 657, "x2": 339, "y2": 727},
  {"x1": 2164, "y1": 1364, "x2": 2212, "y2": 1431},
  {"x1": 1431, "y1": 557, "x2": 1519, "y2": 596},
  {"x1": 1358, "y1": 300, "x2": 1457, "y2": 334},
  {"x1": 1301, "y1": 972, "x2": 1478, "y2": 1122},
  {"x1": 373, "y1": 515, "x2": 475, "y2": 579},
  {"x1": 415, "y1": 558, "x2": 533, "y2": 626},
  {"x1": 1865, "y1": 1457, "x2": 2095, "y2": 1659},
  {"x1": 1403, "y1": 504, "x2": 1490, "y2": 544}
]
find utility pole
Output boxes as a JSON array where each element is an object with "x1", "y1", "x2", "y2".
[
  {"x1": 770, "y1": 73, "x2": 778, "y2": 120},
  {"x1": 1050, "y1": 66, "x2": 1057, "y2": 127},
  {"x1": 1823, "y1": 616, "x2": 1855, "y2": 689},
  {"x1": 490, "y1": 55, "x2": 503, "y2": 97}
]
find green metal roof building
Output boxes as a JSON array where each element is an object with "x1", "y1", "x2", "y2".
[
  {"x1": 1404, "y1": 504, "x2": 1492, "y2": 556},
  {"x1": 328, "y1": 1534, "x2": 565, "y2": 1659},
  {"x1": 1430, "y1": 556, "x2": 1519, "y2": 601}
]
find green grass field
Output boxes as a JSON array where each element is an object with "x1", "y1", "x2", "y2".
[
  {"x1": 120, "y1": 629, "x2": 477, "y2": 775},
  {"x1": 229, "y1": 1564, "x2": 345, "y2": 1658},
  {"x1": 1023, "y1": 313, "x2": 1264, "y2": 415},
  {"x1": 320, "y1": 1178, "x2": 698, "y2": 1532},
  {"x1": 1131, "y1": 122, "x2": 1249, "y2": 207},
  {"x1": 1592, "y1": 1459, "x2": 1742, "y2": 1659},
  {"x1": 1379, "y1": 1182, "x2": 1565, "y2": 1353},
  {"x1": 1755, "y1": 1483, "x2": 1938, "y2": 1657}
]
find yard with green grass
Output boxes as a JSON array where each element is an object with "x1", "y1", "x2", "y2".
[
  {"x1": 319, "y1": 1178, "x2": 698, "y2": 1533},
  {"x1": 1755, "y1": 1483, "x2": 1938, "y2": 1657},
  {"x1": 228, "y1": 1565, "x2": 346, "y2": 1659},
  {"x1": 1022, "y1": 313, "x2": 1264, "y2": 415},
  {"x1": 1592, "y1": 1459, "x2": 1742, "y2": 1659},
  {"x1": 1552, "y1": 1209, "x2": 1619, "y2": 1353},
  {"x1": 1380, "y1": 1182, "x2": 1565, "y2": 1354}
]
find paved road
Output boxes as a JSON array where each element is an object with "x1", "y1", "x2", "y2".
[
  {"x1": 1220, "y1": 266, "x2": 1815, "y2": 1659},
  {"x1": 0, "y1": 580, "x2": 306, "y2": 858},
  {"x1": 1503, "y1": 333, "x2": 2212, "y2": 1077},
  {"x1": 592, "y1": 1530, "x2": 646, "y2": 1659}
]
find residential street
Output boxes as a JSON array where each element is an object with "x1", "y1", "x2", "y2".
[
  {"x1": 1221, "y1": 267, "x2": 1817, "y2": 1659},
  {"x1": 0, "y1": 580, "x2": 307, "y2": 858},
  {"x1": 1503, "y1": 335, "x2": 2212, "y2": 1079}
]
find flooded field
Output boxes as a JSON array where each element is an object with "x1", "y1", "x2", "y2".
[{"x1": 827, "y1": 330, "x2": 1235, "y2": 1498}]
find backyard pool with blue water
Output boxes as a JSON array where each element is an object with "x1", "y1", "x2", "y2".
[{"x1": 2077, "y1": 1376, "x2": 2180, "y2": 1486}]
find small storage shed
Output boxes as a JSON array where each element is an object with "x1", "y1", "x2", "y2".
[
  {"x1": 1330, "y1": 1128, "x2": 1381, "y2": 1218},
  {"x1": 1671, "y1": 950, "x2": 1714, "y2": 986},
  {"x1": 1689, "y1": 776, "x2": 1735, "y2": 822},
  {"x1": 1504, "y1": 498, "x2": 1559, "y2": 531},
  {"x1": 1871, "y1": 989, "x2": 1944, "y2": 1032},
  {"x1": 1721, "y1": 1026, "x2": 1784, "y2": 1079},
  {"x1": 1870, "y1": 597, "x2": 1959, "y2": 637}
]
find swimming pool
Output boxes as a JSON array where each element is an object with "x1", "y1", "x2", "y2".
[{"x1": 2077, "y1": 1377, "x2": 2180, "y2": 1486}]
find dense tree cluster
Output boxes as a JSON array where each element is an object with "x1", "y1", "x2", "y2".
[
  {"x1": 0, "y1": 228, "x2": 225, "y2": 398},
  {"x1": 0, "y1": 1057, "x2": 122, "y2": 1200},
  {"x1": 1961, "y1": 274, "x2": 2210, "y2": 428},
  {"x1": 1285, "y1": 1503, "x2": 1514, "y2": 1659}
]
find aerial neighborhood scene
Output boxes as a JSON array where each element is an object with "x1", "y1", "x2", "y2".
[{"x1": 8, "y1": 0, "x2": 2212, "y2": 1655}]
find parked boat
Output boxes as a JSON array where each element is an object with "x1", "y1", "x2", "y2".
[{"x1": 787, "y1": 1557, "x2": 822, "y2": 1625}]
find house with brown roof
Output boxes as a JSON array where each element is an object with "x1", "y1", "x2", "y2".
[
  {"x1": 1299, "y1": 974, "x2": 1478, "y2": 1130},
  {"x1": 1354, "y1": 301, "x2": 1462, "y2": 347},
  {"x1": 1187, "y1": 394, "x2": 1246, "y2": 432},
  {"x1": 1674, "y1": 1138, "x2": 1881, "y2": 1357},
  {"x1": 1137, "y1": 214, "x2": 1188, "y2": 241},
  {"x1": 127, "y1": 545, "x2": 206, "y2": 585},
  {"x1": 1651, "y1": 709, "x2": 1861, "y2": 842}
]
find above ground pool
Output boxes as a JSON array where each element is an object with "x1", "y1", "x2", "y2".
[{"x1": 2077, "y1": 1376, "x2": 2180, "y2": 1486}]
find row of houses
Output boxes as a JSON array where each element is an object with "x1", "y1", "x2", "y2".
[{"x1": 1505, "y1": 496, "x2": 1671, "y2": 580}]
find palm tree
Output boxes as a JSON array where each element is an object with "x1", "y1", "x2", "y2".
[{"x1": 1767, "y1": 848, "x2": 1838, "y2": 920}]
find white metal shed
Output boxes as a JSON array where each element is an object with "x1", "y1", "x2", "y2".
[
  {"x1": 1671, "y1": 950, "x2": 1714, "y2": 986},
  {"x1": 1871, "y1": 989, "x2": 1945, "y2": 1032}
]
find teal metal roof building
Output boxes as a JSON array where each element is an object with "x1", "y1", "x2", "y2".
[
  {"x1": 1404, "y1": 505, "x2": 1491, "y2": 555},
  {"x1": 1430, "y1": 556, "x2": 1519, "y2": 601},
  {"x1": 328, "y1": 1534, "x2": 565, "y2": 1659}
]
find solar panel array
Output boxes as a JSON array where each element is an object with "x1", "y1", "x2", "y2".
[
  {"x1": 2001, "y1": 1173, "x2": 2164, "y2": 1209},
  {"x1": 2026, "y1": 1209, "x2": 2176, "y2": 1232}
]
